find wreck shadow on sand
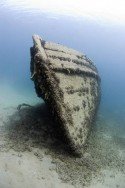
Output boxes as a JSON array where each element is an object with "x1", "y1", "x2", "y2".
[
  {"x1": 3, "y1": 103, "x2": 125, "y2": 187},
  {"x1": 5, "y1": 103, "x2": 76, "y2": 156}
]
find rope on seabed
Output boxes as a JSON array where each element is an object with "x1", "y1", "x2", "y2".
[{"x1": 17, "y1": 103, "x2": 32, "y2": 111}]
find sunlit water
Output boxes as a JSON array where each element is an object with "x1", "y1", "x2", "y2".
[
  {"x1": 0, "y1": 2, "x2": 125, "y2": 137},
  {"x1": 0, "y1": 2, "x2": 125, "y2": 188}
]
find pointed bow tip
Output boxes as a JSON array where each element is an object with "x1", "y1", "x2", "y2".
[{"x1": 32, "y1": 34, "x2": 43, "y2": 42}]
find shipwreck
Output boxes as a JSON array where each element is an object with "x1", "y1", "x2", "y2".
[{"x1": 30, "y1": 35, "x2": 101, "y2": 153}]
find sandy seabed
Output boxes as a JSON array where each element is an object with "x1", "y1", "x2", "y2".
[{"x1": 0, "y1": 87, "x2": 125, "y2": 188}]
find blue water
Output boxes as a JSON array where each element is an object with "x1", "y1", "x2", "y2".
[{"x1": 0, "y1": 3, "x2": 125, "y2": 126}]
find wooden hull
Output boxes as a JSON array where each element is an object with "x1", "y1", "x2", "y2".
[{"x1": 30, "y1": 35, "x2": 101, "y2": 153}]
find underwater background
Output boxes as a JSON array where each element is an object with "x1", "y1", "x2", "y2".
[
  {"x1": 0, "y1": 1, "x2": 125, "y2": 187},
  {"x1": 0, "y1": 2, "x2": 125, "y2": 146}
]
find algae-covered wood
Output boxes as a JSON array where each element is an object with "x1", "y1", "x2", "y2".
[{"x1": 30, "y1": 35, "x2": 101, "y2": 153}]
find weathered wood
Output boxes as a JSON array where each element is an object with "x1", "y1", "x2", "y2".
[{"x1": 30, "y1": 35, "x2": 101, "y2": 154}]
